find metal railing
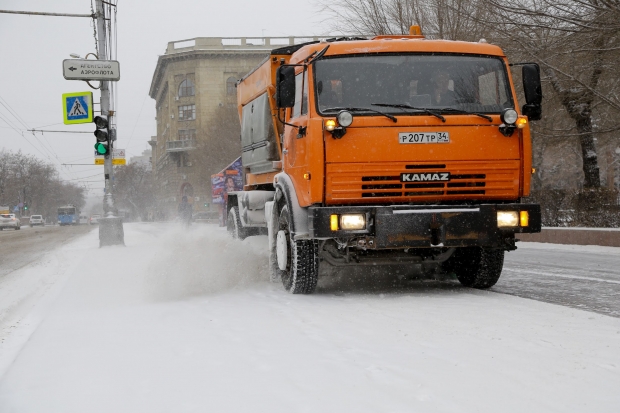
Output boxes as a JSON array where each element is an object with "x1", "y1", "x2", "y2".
[{"x1": 165, "y1": 36, "x2": 353, "y2": 54}]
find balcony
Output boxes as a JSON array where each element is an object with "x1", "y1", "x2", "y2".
[{"x1": 166, "y1": 139, "x2": 196, "y2": 152}]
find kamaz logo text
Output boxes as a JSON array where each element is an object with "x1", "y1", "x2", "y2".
[{"x1": 400, "y1": 172, "x2": 451, "y2": 182}]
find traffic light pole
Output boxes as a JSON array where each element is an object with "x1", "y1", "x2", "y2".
[{"x1": 95, "y1": 0, "x2": 124, "y2": 246}]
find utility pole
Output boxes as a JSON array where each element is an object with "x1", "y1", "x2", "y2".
[{"x1": 95, "y1": 0, "x2": 124, "y2": 246}]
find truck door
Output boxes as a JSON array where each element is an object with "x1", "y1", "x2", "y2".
[{"x1": 282, "y1": 71, "x2": 310, "y2": 201}]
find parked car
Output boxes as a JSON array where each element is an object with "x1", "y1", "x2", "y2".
[
  {"x1": 0, "y1": 214, "x2": 21, "y2": 230},
  {"x1": 90, "y1": 214, "x2": 101, "y2": 225},
  {"x1": 192, "y1": 211, "x2": 219, "y2": 224},
  {"x1": 29, "y1": 215, "x2": 44, "y2": 227}
]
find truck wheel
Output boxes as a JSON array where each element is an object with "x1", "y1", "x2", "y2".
[
  {"x1": 276, "y1": 205, "x2": 318, "y2": 294},
  {"x1": 446, "y1": 247, "x2": 504, "y2": 289},
  {"x1": 227, "y1": 206, "x2": 248, "y2": 240}
]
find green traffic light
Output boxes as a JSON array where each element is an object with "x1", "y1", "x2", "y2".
[{"x1": 94, "y1": 142, "x2": 108, "y2": 155}]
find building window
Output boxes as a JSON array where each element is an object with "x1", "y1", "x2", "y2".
[
  {"x1": 226, "y1": 76, "x2": 237, "y2": 96},
  {"x1": 178, "y1": 129, "x2": 196, "y2": 140},
  {"x1": 178, "y1": 79, "x2": 195, "y2": 97},
  {"x1": 178, "y1": 104, "x2": 196, "y2": 120}
]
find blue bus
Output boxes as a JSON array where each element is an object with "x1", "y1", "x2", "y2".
[{"x1": 58, "y1": 205, "x2": 78, "y2": 226}]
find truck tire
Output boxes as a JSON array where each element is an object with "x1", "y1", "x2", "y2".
[
  {"x1": 445, "y1": 247, "x2": 504, "y2": 289},
  {"x1": 276, "y1": 205, "x2": 318, "y2": 294},
  {"x1": 227, "y1": 206, "x2": 248, "y2": 240}
]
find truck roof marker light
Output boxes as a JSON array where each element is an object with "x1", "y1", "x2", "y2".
[
  {"x1": 409, "y1": 25, "x2": 422, "y2": 35},
  {"x1": 520, "y1": 211, "x2": 529, "y2": 227},
  {"x1": 325, "y1": 119, "x2": 337, "y2": 131},
  {"x1": 516, "y1": 117, "x2": 528, "y2": 129},
  {"x1": 330, "y1": 215, "x2": 339, "y2": 231}
]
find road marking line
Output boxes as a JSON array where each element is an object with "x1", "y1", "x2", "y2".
[{"x1": 504, "y1": 268, "x2": 620, "y2": 285}]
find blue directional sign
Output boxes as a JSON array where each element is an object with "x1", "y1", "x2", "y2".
[{"x1": 62, "y1": 91, "x2": 93, "y2": 125}]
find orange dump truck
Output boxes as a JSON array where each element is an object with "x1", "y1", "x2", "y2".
[{"x1": 228, "y1": 27, "x2": 542, "y2": 294}]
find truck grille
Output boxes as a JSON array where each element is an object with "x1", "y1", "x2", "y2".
[{"x1": 326, "y1": 161, "x2": 520, "y2": 203}]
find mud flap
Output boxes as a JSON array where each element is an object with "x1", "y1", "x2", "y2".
[{"x1": 265, "y1": 200, "x2": 280, "y2": 283}]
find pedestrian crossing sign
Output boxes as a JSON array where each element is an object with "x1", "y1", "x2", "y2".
[{"x1": 62, "y1": 91, "x2": 93, "y2": 124}]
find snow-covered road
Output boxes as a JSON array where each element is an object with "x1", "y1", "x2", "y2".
[
  {"x1": 499, "y1": 243, "x2": 620, "y2": 318},
  {"x1": 0, "y1": 223, "x2": 619, "y2": 412}
]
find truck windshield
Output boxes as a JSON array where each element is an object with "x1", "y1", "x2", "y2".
[{"x1": 314, "y1": 54, "x2": 513, "y2": 115}]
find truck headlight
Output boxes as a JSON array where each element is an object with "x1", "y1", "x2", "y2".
[
  {"x1": 340, "y1": 214, "x2": 365, "y2": 230},
  {"x1": 500, "y1": 108, "x2": 518, "y2": 125},
  {"x1": 337, "y1": 110, "x2": 353, "y2": 127},
  {"x1": 497, "y1": 211, "x2": 518, "y2": 227}
]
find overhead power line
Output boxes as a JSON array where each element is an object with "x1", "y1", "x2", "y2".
[
  {"x1": 29, "y1": 129, "x2": 92, "y2": 134},
  {"x1": 0, "y1": 10, "x2": 94, "y2": 18}
]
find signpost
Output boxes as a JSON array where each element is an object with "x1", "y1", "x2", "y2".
[
  {"x1": 62, "y1": 91, "x2": 93, "y2": 124},
  {"x1": 95, "y1": 158, "x2": 126, "y2": 165},
  {"x1": 63, "y1": 59, "x2": 120, "y2": 81},
  {"x1": 60, "y1": 1, "x2": 124, "y2": 246},
  {"x1": 94, "y1": 148, "x2": 126, "y2": 165}
]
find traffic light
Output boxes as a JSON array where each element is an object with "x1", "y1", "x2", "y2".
[
  {"x1": 93, "y1": 115, "x2": 110, "y2": 155},
  {"x1": 24, "y1": 202, "x2": 28, "y2": 211}
]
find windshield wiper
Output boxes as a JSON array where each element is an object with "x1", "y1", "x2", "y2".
[
  {"x1": 435, "y1": 107, "x2": 493, "y2": 122},
  {"x1": 322, "y1": 107, "x2": 397, "y2": 123},
  {"x1": 371, "y1": 103, "x2": 446, "y2": 122}
]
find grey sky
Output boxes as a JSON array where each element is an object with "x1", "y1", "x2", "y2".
[{"x1": 0, "y1": 0, "x2": 329, "y2": 195}]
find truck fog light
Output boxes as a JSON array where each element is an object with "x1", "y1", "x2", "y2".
[
  {"x1": 497, "y1": 211, "x2": 518, "y2": 227},
  {"x1": 325, "y1": 119, "x2": 337, "y2": 131},
  {"x1": 520, "y1": 211, "x2": 529, "y2": 227},
  {"x1": 337, "y1": 111, "x2": 353, "y2": 127},
  {"x1": 340, "y1": 214, "x2": 365, "y2": 230},
  {"x1": 330, "y1": 214, "x2": 339, "y2": 231}
]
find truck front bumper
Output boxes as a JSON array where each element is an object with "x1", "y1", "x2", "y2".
[{"x1": 308, "y1": 203, "x2": 541, "y2": 249}]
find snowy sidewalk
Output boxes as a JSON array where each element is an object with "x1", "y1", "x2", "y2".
[{"x1": 0, "y1": 223, "x2": 619, "y2": 412}]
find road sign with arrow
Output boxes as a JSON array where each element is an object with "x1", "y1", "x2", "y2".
[{"x1": 63, "y1": 59, "x2": 120, "y2": 81}]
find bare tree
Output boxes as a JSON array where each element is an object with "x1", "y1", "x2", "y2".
[
  {"x1": 113, "y1": 163, "x2": 155, "y2": 220},
  {"x1": 0, "y1": 149, "x2": 85, "y2": 218},
  {"x1": 319, "y1": 0, "x2": 490, "y2": 40},
  {"x1": 478, "y1": 0, "x2": 620, "y2": 188},
  {"x1": 319, "y1": 0, "x2": 620, "y2": 190},
  {"x1": 192, "y1": 104, "x2": 242, "y2": 187}
]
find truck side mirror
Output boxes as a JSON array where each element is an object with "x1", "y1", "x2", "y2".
[
  {"x1": 276, "y1": 66, "x2": 296, "y2": 108},
  {"x1": 522, "y1": 64, "x2": 542, "y2": 121}
]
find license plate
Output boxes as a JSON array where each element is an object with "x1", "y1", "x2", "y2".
[{"x1": 398, "y1": 132, "x2": 450, "y2": 144}]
